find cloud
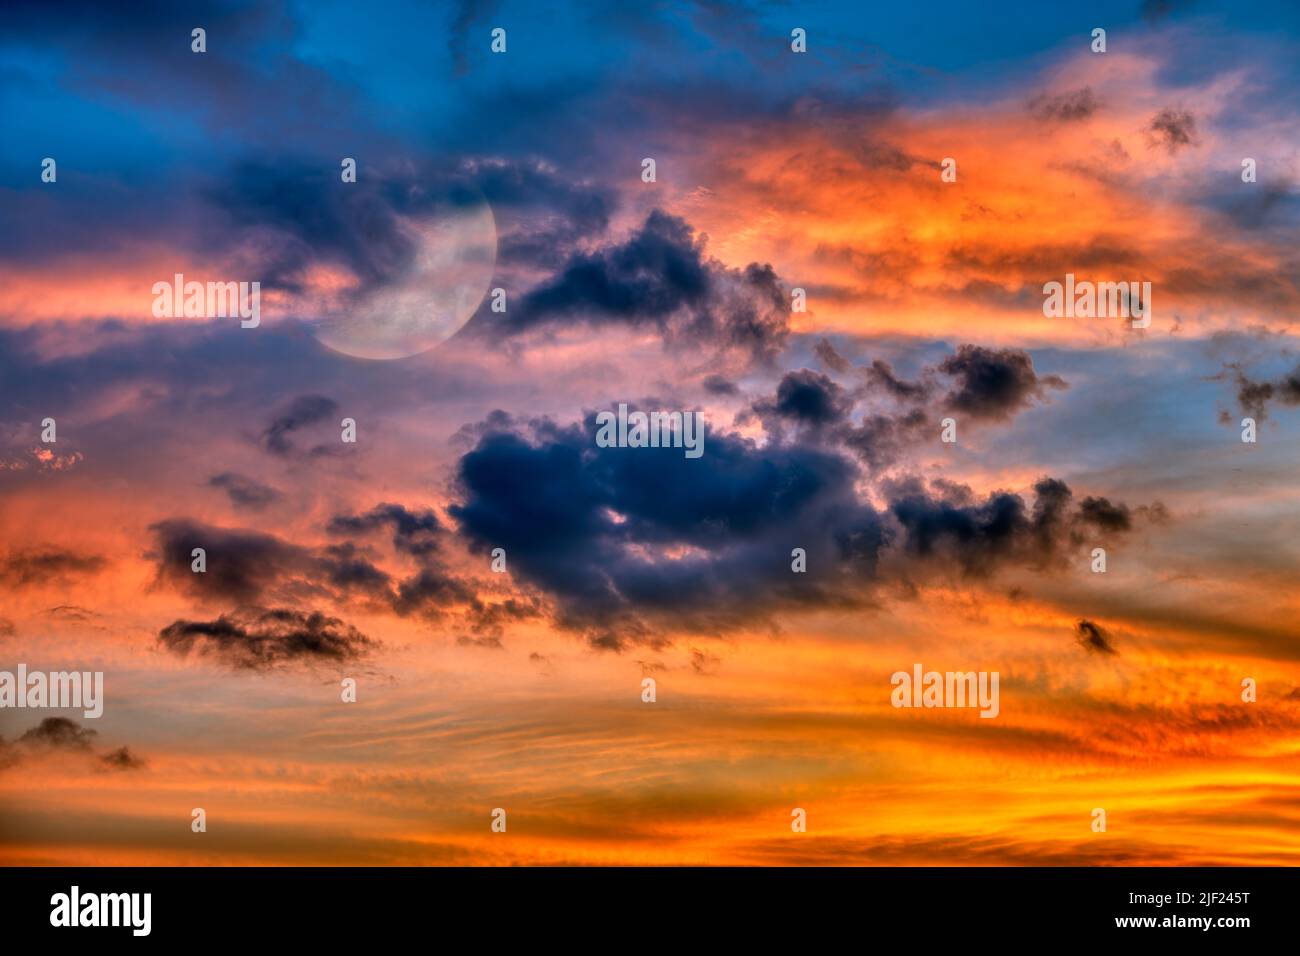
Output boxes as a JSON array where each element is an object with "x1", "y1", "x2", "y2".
[
  {"x1": 842, "y1": 409, "x2": 931, "y2": 475},
  {"x1": 462, "y1": 596, "x2": 541, "y2": 640},
  {"x1": 158, "y1": 607, "x2": 377, "y2": 670},
  {"x1": 194, "y1": 154, "x2": 620, "y2": 312},
  {"x1": 1147, "y1": 108, "x2": 1198, "y2": 153},
  {"x1": 861, "y1": 359, "x2": 930, "y2": 403},
  {"x1": 208, "y1": 472, "x2": 282, "y2": 510},
  {"x1": 1224, "y1": 362, "x2": 1300, "y2": 421},
  {"x1": 744, "y1": 346, "x2": 1066, "y2": 475},
  {"x1": 326, "y1": 505, "x2": 478, "y2": 619},
  {"x1": 884, "y1": 476, "x2": 1132, "y2": 577},
  {"x1": 0, "y1": 448, "x2": 84, "y2": 473},
  {"x1": 0, "y1": 718, "x2": 145, "y2": 774},
  {"x1": 1075, "y1": 619, "x2": 1118, "y2": 655},
  {"x1": 1077, "y1": 497, "x2": 1132, "y2": 533},
  {"x1": 327, "y1": 503, "x2": 444, "y2": 557},
  {"x1": 149, "y1": 518, "x2": 317, "y2": 604},
  {"x1": 18, "y1": 716, "x2": 97, "y2": 750},
  {"x1": 1028, "y1": 88, "x2": 1099, "y2": 122},
  {"x1": 392, "y1": 567, "x2": 475, "y2": 617},
  {"x1": 450, "y1": 411, "x2": 879, "y2": 647},
  {"x1": 938, "y1": 345, "x2": 1068, "y2": 421},
  {"x1": 813, "y1": 338, "x2": 852, "y2": 374},
  {"x1": 856, "y1": 140, "x2": 927, "y2": 173},
  {"x1": 1207, "y1": 179, "x2": 1300, "y2": 232},
  {"x1": 148, "y1": 515, "x2": 475, "y2": 622},
  {"x1": 488, "y1": 210, "x2": 791, "y2": 363},
  {"x1": 448, "y1": 411, "x2": 1150, "y2": 647},
  {"x1": 100, "y1": 746, "x2": 147, "y2": 771},
  {"x1": 467, "y1": 156, "x2": 615, "y2": 268},
  {"x1": 702, "y1": 375, "x2": 741, "y2": 396},
  {"x1": 456, "y1": 633, "x2": 503, "y2": 650},
  {"x1": 44, "y1": 605, "x2": 104, "y2": 624},
  {"x1": 0, "y1": 549, "x2": 105, "y2": 588},
  {"x1": 748, "y1": 369, "x2": 853, "y2": 430},
  {"x1": 690, "y1": 647, "x2": 722, "y2": 675},
  {"x1": 260, "y1": 394, "x2": 340, "y2": 456}
]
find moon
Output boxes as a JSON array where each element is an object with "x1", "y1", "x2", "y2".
[{"x1": 312, "y1": 196, "x2": 498, "y2": 360}]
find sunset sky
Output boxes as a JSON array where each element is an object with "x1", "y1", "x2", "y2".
[{"x1": 2, "y1": 0, "x2": 1300, "y2": 866}]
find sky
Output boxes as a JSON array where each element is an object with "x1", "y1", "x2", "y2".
[{"x1": 1, "y1": 0, "x2": 1300, "y2": 866}]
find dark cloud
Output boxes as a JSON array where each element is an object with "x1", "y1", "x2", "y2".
[
  {"x1": 702, "y1": 374, "x2": 740, "y2": 396},
  {"x1": 158, "y1": 607, "x2": 377, "y2": 670},
  {"x1": 862, "y1": 359, "x2": 931, "y2": 402},
  {"x1": 1028, "y1": 88, "x2": 1099, "y2": 122},
  {"x1": 813, "y1": 338, "x2": 852, "y2": 374},
  {"x1": 149, "y1": 518, "x2": 314, "y2": 604},
  {"x1": 100, "y1": 746, "x2": 147, "y2": 771},
  {"x1": 449, "y1": 411, "x2": 881, "y2": 648},
  {"x1": 447, "y1": 411, "x2": 1149, "y2": 648},
  {"x1": 841, "y1": 409, "x2": 931, "y2": 475},
  {"x1": 507, "y1": 209, "x2": 705, "y2": 324},
  {"x1": 18, "y1": 716, "x2": 97, "y2": 750},
  {"x1": 938, "y1": 345, "x2": 1068, "y2": 421},
  {"x1": 208, "y1": 472, "x2": 282, "y2": 510},
  {"x1": 207, "y1": 154, "x2": 611, "y2": 294},
  {"x1": 325, "y1": 504, "x2": 480, "y2": 621},
  {"x1": 1029, "y1": 477, "x2": 1073, "y2": 554},
  {"x1": 0, "y1": 618, "x2": 13, "y2": 638},
  {"x1": 944, "y1": 240, "x2": 1146, "y2": 279},
  {"x1": 317, "y1": 542, "x2": 395, "y2": 595},
  {"x1": 1209, "y1": 179, "x2": 1300, "y2": 232},
  {"x1": 1148, "y1": 108, "x2": 1198, "y2": 152},
  {"x1": 328, "y1": 503, "x2": 444, "y2": 557},
  {"x1": 771, "y1": 346, "x2": 1065, "y2": 476},
  {"x1": 0, "y1": 549, "x2": 106, "y2": 588},
  {"x1": 1077, "y1": 497, "x2": 1132, "y2": 533},
  {"x1": 1224, "y1": 362, "x2": 1300, "y2": 421},
  {"x1": 749, "y1": 369, "x2": 853, "y2": 430},
  {"x1": 468, "y1": 157, "x2": 615, "y2": 268},
  {"x1": 463, "y1": 596, "x2": 543, "y2": 641},
  {"x1": 207, "y1": 161, "x2": 420, "y2": 294},
  {"x1": 488, "y1": 211, "x2": 791, "y2": 363},
  {"x1": 261, "y1": 394, "x2": 339, "y2": 456},
  {"x1": 1075, "y1": 619, "x2": 1118, "y2": 655},
  {"x1": 392, "y1": 567, "x2": 475, "y2": 616},
  {"x1": 148, "y1": 516, "x2": 473, "y2": 622},
  {"x1": 0, "y1": 718, "x2": 146, "y2": 774},
  {"x1": 884, "y1": 475, "x2": 1106, "y2": 576}
]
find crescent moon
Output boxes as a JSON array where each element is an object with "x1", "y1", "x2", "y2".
[{"x1": 313, "y1": 197, "x2": 498, "y2": 360}]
